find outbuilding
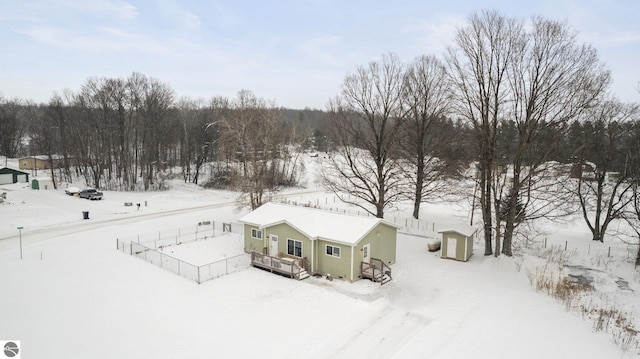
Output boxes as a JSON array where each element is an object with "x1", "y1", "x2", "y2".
[
  {"x1": 32, "y1": 177, "x2": 54, "y2": 190},
  {"x1": 439, "y1": 224, "x2": 476, "y2": 262},
  {"x1": 0, "y1": 167, "x2": 29, "y2": 185},
  {"x1": 239, "y1": 202, "x2": 399, "y2": 284}
]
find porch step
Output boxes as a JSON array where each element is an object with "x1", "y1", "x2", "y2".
[
  {"x1": 381, "y1": 273, "x2": 391, "y2": 285},
  {"x1": 371, "y1": 271, "x2": 392, "y2": 285},
  {"x1": 298, "y1": 269, "x2": 310, "y2": 280}
]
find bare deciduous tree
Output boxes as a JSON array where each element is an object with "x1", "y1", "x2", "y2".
[
  {"x1": 499, "y1": 17, "x2": 611, "y2": 256},
  {"x1": 322, "y1": 53, "x2": 405, "y2": 218},
  {"x1": 446, "y1": 11, "x2": 522, "y2": 255},
  {"x1": 572, "y1": 100, "x2": 639, "y2": 242},
  {"x1": 399, "y1": 55, "x2": 454, "y2": 219},
  {"x1": 219, "y1": 90, "x2": 290, "y2": 210}
]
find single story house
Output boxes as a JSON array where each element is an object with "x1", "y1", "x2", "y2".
[
  {"x1": 0, "y1": 167, "x2": 29, "y2": 185},
  {"x1": 32, "y1": 177, "x2": 54, "y2": 190},
  {"x1": 439, "y1": 224, "x2": 476, "y2": 262},
  {"x1": 18, "y1": 155, "x2": 71, "y2": 171},
  {"x1": 239, "y1": 202, "x2": 399, "y2": 283}
]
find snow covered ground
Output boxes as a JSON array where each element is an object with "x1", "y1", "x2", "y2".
[{"x1": 1, "y1": 157, "x2": 639, "y2": 358}]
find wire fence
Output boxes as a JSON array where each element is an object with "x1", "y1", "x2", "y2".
[
  {"x1": 119, "y1": 220, "x2": 244, "y2": 250},
  {"x1": 277, "y1": 197, "x2": 452, "y2": 238},
  {"x1": 116, "y1": 223, "x2": 250, "y2": 284}
]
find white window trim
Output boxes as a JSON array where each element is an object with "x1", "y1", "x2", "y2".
[
  {"x1": 251, "y1": 228, "x2": 262, "y2": 240},
  {"x1": 287, "y1": 238, "x2": 303, "y2": 258},
  {"x1": 325, "y1": 244, "x2": 341, "y2": 258}
]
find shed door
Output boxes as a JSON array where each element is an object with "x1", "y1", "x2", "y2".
[
  {"x1": 269, "y1": 235, "x2": 278, "y2": 256},
  {"x1": 362, "y1": 243, "x2": 370, "y2": 263},
  {"x1": 447, "y1": 237, "x2": 457, "y2": 259}
]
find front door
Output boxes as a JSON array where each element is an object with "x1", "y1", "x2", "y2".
[
  {"x1": 362, "y1": 243, "x2": 370, "y2": 263},
  {"x1": 269, "y1": 234, "x2": 278, "y2": 256}
]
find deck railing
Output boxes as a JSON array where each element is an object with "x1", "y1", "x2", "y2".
[
  {"x1": 250, "y1": 251, "x2": 308, "y2": 280},
  {"x1": 361, "y1": 257, "x2": 392, "y2": 285}
]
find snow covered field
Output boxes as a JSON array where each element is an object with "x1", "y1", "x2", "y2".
[{"x1": 1, "y1": 159, "x2": 639, "y2": 358}]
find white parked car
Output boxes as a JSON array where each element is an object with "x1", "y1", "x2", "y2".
[{"x1": 65, "y1": 186, "x2": 80, "y2": 196}]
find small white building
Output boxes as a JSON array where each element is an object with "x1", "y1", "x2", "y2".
[
  {"x1": 439, "y1": 224, "x2": 476, "y2": 262},
  {"x1": 32, "y1": 177, "x2": 55, "y2": 190}
]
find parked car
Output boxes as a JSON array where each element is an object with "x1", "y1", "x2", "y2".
[
  {"x1": 65, "y1": 186, "x2": 80, "y2": 196},
  {"x1": 79, "y1": 188, "x2": 103, "y2": 200}
]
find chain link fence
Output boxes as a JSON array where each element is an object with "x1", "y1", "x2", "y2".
[
  {"x1": 116, "y1": 222, "x2": 250, "y2": 284},
  {"x1": 119, "y1": 220, "x2": 244, "y2": 249}
]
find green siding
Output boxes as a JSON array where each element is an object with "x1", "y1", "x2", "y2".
[
  {"x1": 243, "y1": 225, "x2": 265, "y2": 253},
  {"x1": 264, "y1": 223, "x2": 311, "y2": 260},
  {"x1": 353, "y1": 223, "x2": 397, "y2": 279},
  {"x1": 243, "y1": 221, "x2": 398, "y2": 282},
  {"x1": 316, "y1": 240, "x2": 352, "y2": 280}
]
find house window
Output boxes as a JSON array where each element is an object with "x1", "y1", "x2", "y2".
[
  {"x1": 251, "y1": 228, "x2": 262, "y2": 240},
  {"x1": 326, "y1": 245, "x2": 341, "y2": 258},
  {"x1": 287, "y1": 239, "x2": 303, "y2": 257}
]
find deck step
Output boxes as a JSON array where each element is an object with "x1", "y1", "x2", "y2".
[
  {"x1": 381, "y1": 274, "x2": 392, "y2": 285},
  {"x1": 298, "y1": 270, "x2": 310, "y2": 280}
]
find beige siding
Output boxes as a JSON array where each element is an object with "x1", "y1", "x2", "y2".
[{"x1": 441, "y1": 231, "x2": 472, "y2": 261}]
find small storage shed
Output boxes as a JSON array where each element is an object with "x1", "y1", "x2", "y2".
[
  {"x1": 439, "y1": 224, "x2": 476, "y2": 262},
  {"x1": 32, "y1": 177, "x2": 54, "y2": 190},
  {"x1": 0, "y1": 167, "x2": 29, "y2": 185}
]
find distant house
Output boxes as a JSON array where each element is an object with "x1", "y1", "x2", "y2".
[
  {"x1": 239, "y1": 202, "x2": 399, "y2": 284},
  {"x1": 439, "y1": 224, "x2": 476, "y2": 262},
  {"x1": 0, "y1": 167, "x2": 29, "y2": 185},
  {"x1": 569, "y1": 162, "x2": 596, "y2": 181},
  {"x1": 18, "y1": 155, "x2": 69, "y2": 171}
]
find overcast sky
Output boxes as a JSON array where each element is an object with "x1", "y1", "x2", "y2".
[{"x1": 1, "y1": 0, "x2": 638, "y2": 109}]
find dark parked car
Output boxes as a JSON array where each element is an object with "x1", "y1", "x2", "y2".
[{"x1": 79, "y1": 188, "x2": 103, "y2": 200}]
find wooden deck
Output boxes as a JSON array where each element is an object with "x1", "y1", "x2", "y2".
[
  {"x1": 250, "y1": 251, "x2": 310, "y2": 280},
  {"x1": 361, "y1": 258, "x2": 392, "y2": 285}
]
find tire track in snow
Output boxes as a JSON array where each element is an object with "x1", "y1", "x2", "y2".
[{"x1": 322, "y1": 306, "x2": 430, "y2": 359}]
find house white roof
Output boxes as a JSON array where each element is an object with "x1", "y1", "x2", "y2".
[
  {"x1": 437, "y1": 223, "x2": 477, "y2": 237},
  {"x1": 238, "y1": 202, "x2": 399, "y2": 246}
]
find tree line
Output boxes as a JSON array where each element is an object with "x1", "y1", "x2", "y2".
[
  {"x1": 320, "y1": 10, "x2": 639, "y2": 261},
  {"x1": 1, "y1": 10, "x2": 639, "y2": 261}
]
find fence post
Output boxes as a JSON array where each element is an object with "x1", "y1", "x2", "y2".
[
  {"x1": 565, "y1": 241, "x2": 567, "y2": 251},
  {"x1": 608, "y1": 246, "x2": 611, "y2": 257}
]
